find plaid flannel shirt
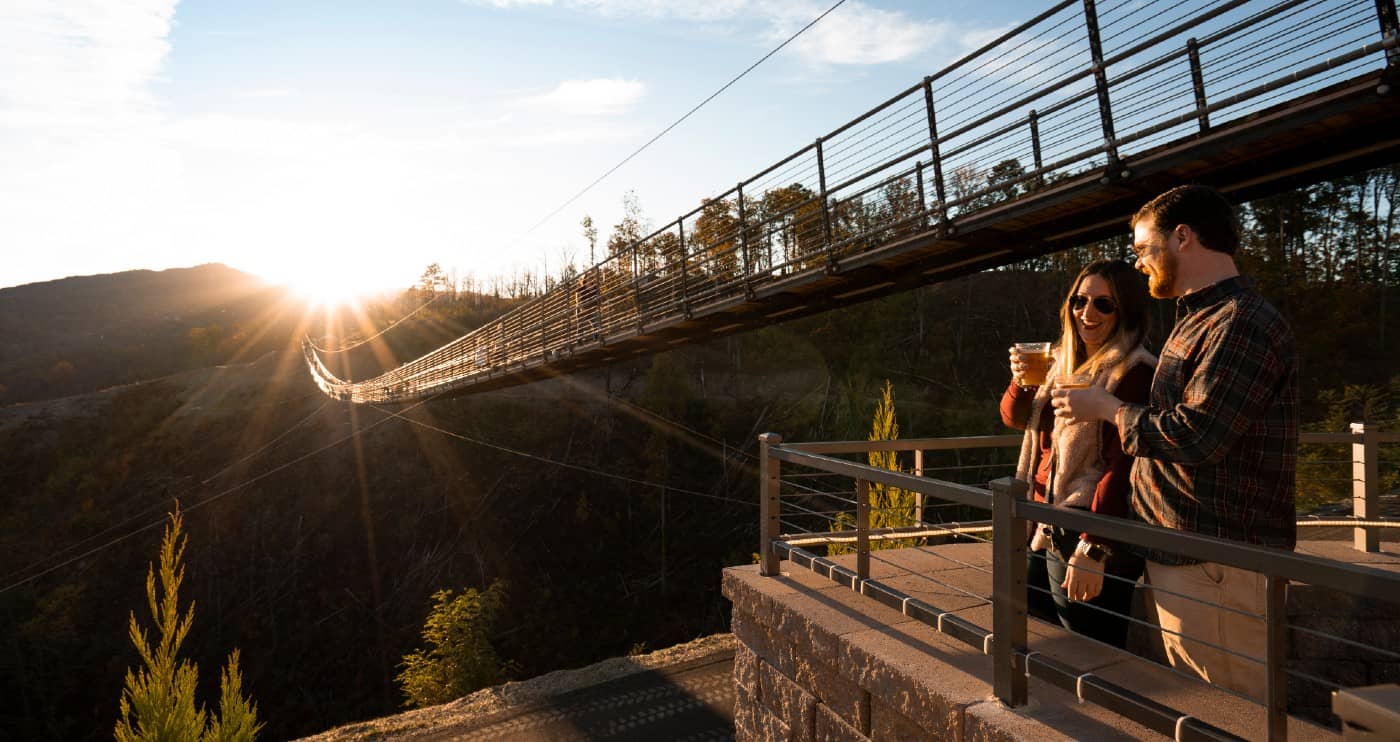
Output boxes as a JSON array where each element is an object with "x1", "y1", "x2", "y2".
[{"x1": 1118, "y1": 276, "x2": 1298, "y2": 565}]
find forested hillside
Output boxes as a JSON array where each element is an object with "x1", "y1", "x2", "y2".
[{"x1": 1, "y1": 168, "x2": 1396, "y2": 740}]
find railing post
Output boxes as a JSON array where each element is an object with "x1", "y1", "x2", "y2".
[
  {"x1": 632, "y1": 240, "x2": 643, "y2": 331},
  {"x1": 677, "y1": 219, "x2": 690, "y2": 317},
  {"x1": 990, "y1": 476, "x2": 1029, "y2": 706},
  {"x1": 737, "y1": 182, "x2": 754, "y2": 299},
  {"x1": 1081, "y1": 0, "x2": 1123, "y2": 181},
  {"x1": 856, "y1": 479, "x2": 870, "y2": 582},
  {"x1": 914, "y1": 162, "x2": 929, "y2": 231},
  {"x1": 1187, "y1": 37, "x2": 1211, "y2": 133},
  {"x1": 816, "y1": 139, "x2": 835, "y2": 268},
  {"x1": 922, "y1": 77, "x2": 949, "y2": 227},
  {"x1": 537, "y1": 296, "x2": 547, "y2": 358},
  {"x1": 759, "y1": 433, "x2": 783, "y2": 576},
  {"x1": 593, "y1": 267, "x2": 604, "y2": 340},
  {"x1": 1265, "y1": 575, "x2": 1289, "y2": 741},
  {"x1": 1352, "y1": 422, "x2": 1380, "y2": 552},
  {"x1": 1375, "y1": 0, "x2": 1399, "y2": 89},
  {"x1": 913, "y1": 449, "x2": 925, "y2": 525},
  {"x1": 1028, "y1": 109, "x2": 1045, "y2": 189}
]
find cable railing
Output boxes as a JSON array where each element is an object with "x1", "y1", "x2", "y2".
[
  {"x1": 756, "y1": 425, "x2": 1400, "y2": 740},
  {"x1": 304, "y1": 0, "x2": 1398, "y2": 404}
]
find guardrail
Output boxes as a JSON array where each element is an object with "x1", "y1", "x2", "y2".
[
  {"x1": 756, "y1": 425, "x2": 1400, "y2": 741},
  {"x1": 305, "y1": 0, "x2": 1398, "y2": 404}
]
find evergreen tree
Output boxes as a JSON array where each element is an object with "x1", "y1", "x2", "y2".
[
  {"x1": 115, "y1": 505, "x2": 261, "y2": 742},
  {"x1": 831, "y1": 380, "x2": 919, "y2": 552},
  {"x1": 397, "y1": 581, "x2": 512, "y2": 708}
]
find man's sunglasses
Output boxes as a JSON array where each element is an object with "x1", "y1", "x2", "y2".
[{"x1": 1070, "y1": 295, "x2": 1117, "y2": 314}]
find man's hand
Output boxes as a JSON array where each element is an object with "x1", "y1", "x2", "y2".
[
  {"x1": 1050, "y1": 385, "x2": 1120, "y2": 424},
  {"x1": 1062, "y1": 551, "x2": 1105, "y2": 603}
]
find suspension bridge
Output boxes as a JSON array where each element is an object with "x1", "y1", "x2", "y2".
[{"x1": 305, "y1": 0, "x2": 1400, "y2": 404}]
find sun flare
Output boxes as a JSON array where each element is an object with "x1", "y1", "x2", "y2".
[{"x1": 289, "y1": 274, "x2": 364, "y2": 309}]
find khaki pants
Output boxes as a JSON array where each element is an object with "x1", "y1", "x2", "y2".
[{"x1": 1144, "y1": 560, "x2": 1267, "y2": 700}]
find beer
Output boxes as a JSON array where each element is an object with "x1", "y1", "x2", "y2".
[
  {"x1": 1014, "y1": 342, "x2": 1052, "y2": 388},
  {"x1": 1056, "y1": 372, "x2": 1093, "y2": 389}
]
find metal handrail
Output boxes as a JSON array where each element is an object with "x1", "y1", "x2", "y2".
[
  {"x1": 304, "y1": 0, "x2": 1394, "y2": 404},
  {"x1": 757, "y1": 423, "x2": 1400, "y2": 741}
]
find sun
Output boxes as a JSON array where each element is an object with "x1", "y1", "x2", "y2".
[{"x1": 289, "y1": 274, "x2": 363, "y2": 309}]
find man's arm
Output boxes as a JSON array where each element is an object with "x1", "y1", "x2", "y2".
[{"x1": 1120, "y1": 308, "x2": 1291, "y2": 465}]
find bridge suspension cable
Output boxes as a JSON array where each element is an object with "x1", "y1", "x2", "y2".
[
  {"x1": 306, "y1": 0, "x2": 1400, "y2": 404},
  {"x1": 306, "y1": 293, "x2": 441, "y2": 355},
  {"x1": 524, "y1": 0, "x2": 853, "y2": 236}
]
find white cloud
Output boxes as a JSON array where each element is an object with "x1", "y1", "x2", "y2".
[
  {"x1": 775, "y1": 4, "x2": 953, "y2": 66},
  {"x1": 475, "y1": 0, "x2": 556, "y2": 8},
  {"x1": 0, "y1": 0, "x2": 181, "y2": 287},
  {"x1": 519, "y1": 78, "x2": 646, "y2": 117},
  {"x1": 0, "y1": 0, "x2": 177, "y2": 120},
  {"x1": 236, "y1": 87, "x2": 296, "y2": 99},
  {"x1": 464, "y1": 0, "x2": 999, "y2": 66}
]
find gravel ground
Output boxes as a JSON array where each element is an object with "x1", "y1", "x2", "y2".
[{"x1": 295, "y1": 633, "x2": 738, "y2": 742}]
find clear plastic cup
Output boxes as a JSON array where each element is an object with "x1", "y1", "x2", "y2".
[
  {"x1": 1056, "y1": 372, "x2": 1093, "y2": 389},
  {"x1": 1014, "y1": 342, "x2": 1052, "y2": 388}
]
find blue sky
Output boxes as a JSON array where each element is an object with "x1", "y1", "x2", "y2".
[{"x1": 1, "y1": 0, "x2": 1047, "y2": 298}]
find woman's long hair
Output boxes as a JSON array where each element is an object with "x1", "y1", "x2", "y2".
[{"x1": 1057, "y1": 259, "x2": 1150, "y2": 374}]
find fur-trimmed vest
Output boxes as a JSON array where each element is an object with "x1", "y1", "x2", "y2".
[{"x1": 1014, "y1": 344, "x2": 1156, "y2": 549}]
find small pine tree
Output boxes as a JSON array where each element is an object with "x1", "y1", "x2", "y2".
[
  {"x1": 831, "y1": 380, "x2": 919, "y2": 552},
  {"x1": 397, "y1": 581, "x2": 512, "y2": 708},
  {"x1": 115, "y1": 505, "x2": 262, "y2": 742}
]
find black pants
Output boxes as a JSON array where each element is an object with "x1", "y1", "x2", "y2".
[
  {"x1": 1025, "y1": 548, "x2": 1059, "y2": 624},
  {"x1": 1024, "y1": 529, "x2": 1142, "y2": 644},
  {"x1": 1041, "y1": 530, "x2": 1145, "y2": 648}
]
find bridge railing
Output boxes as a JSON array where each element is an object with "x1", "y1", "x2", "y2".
[
  {"x1": 757, "y1": 425, "x2": 1400, "y2": 741},
  {"x1": 305, "y1": 0, "x2": 1397, "y2": 403}
]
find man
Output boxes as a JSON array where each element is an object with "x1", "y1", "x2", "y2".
[{"x1": 1050, "y1": 184, "x2": 1299, "y2": 700}]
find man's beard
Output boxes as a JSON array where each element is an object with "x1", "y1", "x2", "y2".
[{"x1": 1148, "y1": 250, "x2": 1178, "y2": 299}]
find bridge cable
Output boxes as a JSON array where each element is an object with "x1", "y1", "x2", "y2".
[
  {"x1": 524, "y1": 0, "x2": 852, "y2": 236},
  {"x1": 306, "y1": 293, "x2": 442, "y2": 355},
  {"x1": 0, "y1": 396, "x2": 336, "y2": 587},
  {"x1": 608, "y1": 394, "x2": 759, "y2": 464},
  {"x1": 370, "y1": 402, "x2": 757, "y2": 508},
  {"x1": 0, "y1": 393, "x2": 441, "y2": 596}
]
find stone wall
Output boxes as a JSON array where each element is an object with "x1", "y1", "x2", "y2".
[{"x1": 724, "y1": 545, "x2": 1342, "y2": 741}]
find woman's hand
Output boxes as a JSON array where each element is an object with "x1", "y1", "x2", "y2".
[
  {"x1": 1050, "y1": 385, "x2": 1121, "y2": 424},
  {"x1": 1008, "y1": 346, "x2": 1027, "y2": 385},
  {"x1": 1062, "y1": 551, "x2": 1105, "y2": 603}
]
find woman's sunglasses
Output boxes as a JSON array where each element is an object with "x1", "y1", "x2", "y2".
[{"x1": 1070, "y1": 295, "x2": 1117, "y2": 314}]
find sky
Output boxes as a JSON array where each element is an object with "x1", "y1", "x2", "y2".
[{"x1": 0, "y1": 0, "x2": 1048, "y2": 298}]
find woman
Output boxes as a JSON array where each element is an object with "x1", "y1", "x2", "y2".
[{"x1": 999, "y1": 259, "x2": 1154, "y2": 648}]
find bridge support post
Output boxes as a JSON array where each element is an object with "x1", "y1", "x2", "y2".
[
  {"x1": 915, "y1": 162, "x2": 929, "y2": 230},
  {"x1": 1352, "y1": 422, "x2": 1380, "y2": 552},
  {"x1": 921, "y1": 77, "x2": 949, "y2": 227},
  {"x1": 1187, "y1": 38, "x2": 1211, "y2": 133},
  {"x1": 1265, "y1": 574, "x2": 1289, "y2": 742},
  {"x1": 1027, "y1": 109, "x2": 1045, "y2": 189},
  {"x1": 759, "y1": 433, "x2": 783, "y2": 576},
  {"x1": 1375, "y1": 0, "x2": 1399, "y2": 88},
  {"x1": 677, "y1": 219, "x2": 690, "y2": 317},
  {"x1": 737, "y1": 182, "x2": 755, "y2": 300},
  {"x1": 816, "y1": 139, "x2": 835, "y2": 270},
  {"x1": 856, "y1": 479, "x2": 870, "y2": 583},
  {"x1": 1081, "y1": 0, "x2": 1123, "y2": 180},
  {"x1": 990, "y1": 476, "x2": 1029, "y2": 707},
  {"x1": 913, "y1": 449, "x2": 925, "y2": 525}
]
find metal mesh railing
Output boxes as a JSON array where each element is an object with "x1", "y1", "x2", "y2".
[
  {"x1": 305, "y1": 0, "x2": 1397, "y2": 404},
  {"x1": 758, "y1": 425, "x2": 1400, "y2": 740}
]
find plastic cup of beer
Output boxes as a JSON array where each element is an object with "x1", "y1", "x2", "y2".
[
  {"x1": 1014, "y1": 342, "x2": 1052, "y2": 388},
  {"x1": 1056, "y1": 372, "x2": 1093, "y2": 390}
]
